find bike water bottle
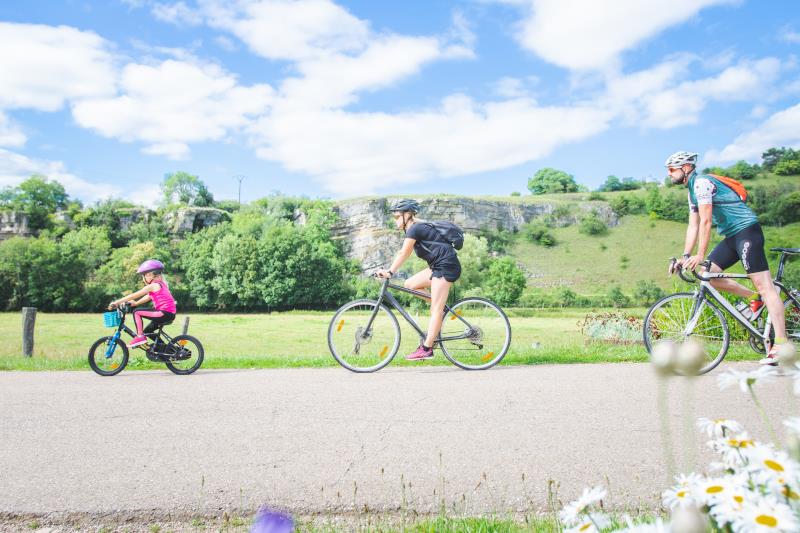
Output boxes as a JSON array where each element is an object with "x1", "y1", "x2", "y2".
[
  {"x1": 750, "y1": 298, "x2": 763, "y2": 316},
  {"x1": 735, "y1": 300, "x2": 753, "y2": 320}
]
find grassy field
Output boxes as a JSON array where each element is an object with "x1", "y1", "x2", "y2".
[{"x1": 0, "y1": 306, "x2": 767, "y2": 371}]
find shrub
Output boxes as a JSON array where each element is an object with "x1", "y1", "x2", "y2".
[
  {"x1": 521, "y1": 221, "x2": 556, "y2": 247},
  {"x1": 579, "y1": 311, "x2": 643, "y2": 343},
  {"x1": 578, "y1": 213, "x2": 608, "y2": 236}
]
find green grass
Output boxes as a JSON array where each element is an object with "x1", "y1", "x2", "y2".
[{"x1": 0, "y1": 306, "x2": 771, "y2": 371}]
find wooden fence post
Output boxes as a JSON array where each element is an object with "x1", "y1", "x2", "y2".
[
  {"x1": 182, "y1": 316, "x2": 190, "y2": 335},
  {"x1": 22, "y1": 307, "x2": 36, "y2": 357}
]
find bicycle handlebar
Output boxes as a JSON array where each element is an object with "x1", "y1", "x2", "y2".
[{"x1": 669, "y1": 258, "x2": 712, "y2": 283}]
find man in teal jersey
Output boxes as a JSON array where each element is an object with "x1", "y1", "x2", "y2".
[{"x1": 666, "y1": 151, "x2": 787, "y2": 364}]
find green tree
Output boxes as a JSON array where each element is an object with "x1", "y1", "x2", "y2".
[
  {"x1": 633, "y1": 280, "x2": 665, "y2": 306},
  {"x1": 162, "y1": 171, "x2": 214, "y2": 206},
  {"x1": 0, "y1": 176, "x2": 69, "y2": 231},
  {"x1": 774, "y1": 159, "x2": 800, "y2": 176},
  {"x1": 481, "y1": 257, "x2": 526, "y2": 306},
  {"x1": 726, "y1": 160, "x2": 759, "y2": 180},
  {"x1": 521, "y1": 220, "x2": 556, "y2": 246},
  {"x1": 762, "y1": 147, "x2": 799, "y2": 171},
  {"x1": 578, "y1": 212, "x2": 608, "y2": 236},
  {"x1": 527, "y1": 168, "x2": 580, "y2": 194},
  {"x1": 606, "y1": 286, "x2": 630, "y2": 308}
]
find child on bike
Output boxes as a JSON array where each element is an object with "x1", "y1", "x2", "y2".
[
  {"x1": 108, "y1": 259, "x2": 177, "y2": 348},
  {"x1": 376, "y1": 199, "x2": 461, "y2": 361}
]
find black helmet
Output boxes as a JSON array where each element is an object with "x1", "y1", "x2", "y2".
[{"x1": 389, "y1": 199, "x2": 421, "y2": 214}]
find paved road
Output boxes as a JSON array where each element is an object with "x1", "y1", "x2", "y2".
[{"x1": 1, "y1": 363, "x2": 798, "y2": 520}]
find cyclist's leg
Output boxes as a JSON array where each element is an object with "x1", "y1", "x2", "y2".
[
  {"x1": 741, "y1": 228, "x2": 786, "y2": 341},
  {"x1": 707, "y1": 237, "x2": 755, "y2": 298},
  {"x1": 133, "y1": 310, "x2": 167, "y2": 336},
  {"x1": 424, "y1": 276, "x2": 453, "y2": 348},
  {"x1": 404, "y1": 268, "x2": 433, "y2": 301}
]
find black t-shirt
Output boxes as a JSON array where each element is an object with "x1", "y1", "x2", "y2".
[{"x1": 406, "y1": 222, "x2": 458, "y2": 266}]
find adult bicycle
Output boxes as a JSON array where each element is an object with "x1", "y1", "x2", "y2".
[
  {"x1": 88, "y1": 303, "x2": 204, "y2": 376},
  {"x1": 643, "y1": 247, "x2": 800, "y2": 375},
  {"x1": 328, "y1": 274, "x2": 511, "y2": 372}
]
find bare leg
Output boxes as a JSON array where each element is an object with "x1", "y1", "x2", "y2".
[
  {"x1": 707, "y1": 262, "x2": 756, "y2": 299},
  {"x1": 404, "y1": 268, "x2": 432, "y2": 302},
  {"x1": 424, "y1": 276, "x2": 452, "y2": 348},
  {"x1": 749, "y1": 270, "x2": 787, "y2": 340}
]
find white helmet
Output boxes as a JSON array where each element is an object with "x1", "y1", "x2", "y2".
[{"x1": 664, "y1": 151, "x2": 698, "y2": 168}]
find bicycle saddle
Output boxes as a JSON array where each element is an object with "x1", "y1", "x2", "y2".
[{"x1": 770, "y1": 247, "x2": 800, "y2": 254}]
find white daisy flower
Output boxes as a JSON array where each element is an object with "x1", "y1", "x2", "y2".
[
  {"x1": 783, "y1": 417, "x2": 800, "y2": 436},
  {"x1": 662, "y1": 473, "x2": 702, "y2": 509},
  {"x1": 695, "y1": 475, "x2": 743, "y2": 507},
  {"x1": 717, "y1": 366, "x2": 778, "y2": 394},
  {"x1": 748, "y1": 447, "x2": 800, "y2": 494},
  {"x1": 733, "y1": 495, "x2": 799, "y2": 532},
  {"x1": 697, "y1": 417, "x2": 743, "y2": 438},
  {"x1": 559, "y1": 486, "x2": 607, "y2": 526},
  {"x1": 562, "y1": 512, "x2": 611, "y2": 533},
  {"x1": 708, "y1": 432, "x2": 759, "y2": 468},
  {"x1": 707, "y1": 476, "x2": 753, "y2": 527}
]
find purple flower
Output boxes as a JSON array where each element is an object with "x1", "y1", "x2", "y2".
[{"x1": 251, "y1": 508, "x2": 294, "y2": 533}]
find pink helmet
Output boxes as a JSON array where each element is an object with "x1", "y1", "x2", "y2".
[{"x1": 137, "y1": 259, "x2": 164, "y2": 274}]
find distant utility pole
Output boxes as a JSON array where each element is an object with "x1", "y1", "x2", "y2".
[{"x1": 233, "y1": 174, "x2": 246, "y2": 204}]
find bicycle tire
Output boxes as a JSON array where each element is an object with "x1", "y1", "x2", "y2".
[
  {"x1": 165, "y1": 334, "x2": 204, "y2": 375},
  {"x1": 439, "y1": 297, "x2": 511, "y2": 370},
  {"x1": 328, "y1": 299, "x2": 401, "y2": 373},
  {"x1": 643, "y1": 292, "x2": 729, "y2": 375},
  {"x1": 88, "y1": 336, "x2": 129, "y2": 376}
]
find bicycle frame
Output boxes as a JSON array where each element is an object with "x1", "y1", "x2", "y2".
[
  {"x1": 362, "y1": 278, "x2": 475, "y2": 343},
  {"x1": 684, "y1": 254, "x2": 797, "y2": 343},
  {"x1": 105, "y1": 307, "x2": 174, "y2": 357}
]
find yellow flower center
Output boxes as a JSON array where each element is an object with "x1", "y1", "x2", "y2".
[
  {"x1": 728, "y1": 439, "x2": 753, "y2": 448},
  {"x1": 755, "y1": 515, "x2": 778, "y2": 527},
  {"x1": 706, "y1": 486, "x2": 724, "y2": 494},
  {"x1": 677, "y1": 490, "x2": 687, "y2": 498},
  {"x1": 764, "y1": 459, "x2": 785, "y2": 472},
  {"x1": 579, "y1": 524, "x2": 591, "y2": 531},
  {"x1": 782, "y1": 487, "x2": 800, "y2": 500},
  {"x1": 734, "y1": 495, "x2": 744, "y2": 503}
]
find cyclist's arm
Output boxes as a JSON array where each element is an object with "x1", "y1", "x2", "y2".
[
  {"x1": 684, "y1": 205, "x2": 713, "y2": 270},
  {"x1": 131, "y1": 294, "x2": 152, "y2": 307},
  {"x1": 110, "y1": 284, "x2": 159, "y2": 307},
  {"x1": 682, "y1": 210, "x2": 700, "y2": 259},
  {"x1": 387, "y1": 238, "x2": 416, "y2": 274}
]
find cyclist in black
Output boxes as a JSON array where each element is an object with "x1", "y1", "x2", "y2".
[{"x1": 376, "y1": 199, "x2": 461, "y2": 360}]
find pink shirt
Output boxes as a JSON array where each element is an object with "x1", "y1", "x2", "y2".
[{"x1": 150, "y1": 280, "x2": 177, "y2": 313}]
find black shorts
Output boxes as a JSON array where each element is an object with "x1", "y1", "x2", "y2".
[
  {"x1": 708, "y1": 223, "x2": 769, "y2": 274},
  {"x1": 430, "y1": 260, "x2": 461, "y2": 283}
]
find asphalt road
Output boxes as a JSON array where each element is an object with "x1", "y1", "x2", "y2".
[{"x1": 1, "y1": 363, "x2": 798, "y2": 521}]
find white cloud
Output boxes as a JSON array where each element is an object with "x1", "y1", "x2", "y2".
[
  {"x1": 604, "y1": 57, "x2": 782, "y2": 128},
  {"x1": 72, "y1": 59, "x2": 274, "y2": 159},
  {"x1": 0, "y1": 22, "x2": 116, "y2": 111},
  {"x1": 781, "y1": 26, "x2": 800, "y2": 44},
  {"x1": 512, "y1": 0, "x2": 735, "y2": 71},
  {"x1": 705, "y1": 103, "x2": 800, "y2": 164},
  {"x1": 251, "y1": 96, "x2": 612, "y2": 196},
  {"x1": 0, "y1": 113, "x2": 26, "y2": 148},
  {"x1": 152, "y1": 1, "x2": 204, "y2": 25},
  {"x1": 0, "y1": 148, "x2": 121, "y2": 201},
  {"x1": 202, "y1": 0, "x2": 370, "y2": 62}
]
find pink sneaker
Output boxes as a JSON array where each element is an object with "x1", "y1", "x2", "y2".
[
  {"x1": 759, "y1": 345, "x2": 779, "y2": 366},
  {"x1": 406, "y1": 344, "x2": 434, "y2": 361},
  {"x1": 128, "y1": 335, "x2": 147, "y2": 348}
]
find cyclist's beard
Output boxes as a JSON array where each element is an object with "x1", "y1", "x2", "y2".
[{"x1": 670, "y1": 170, "x2": 687, "y2": 185}]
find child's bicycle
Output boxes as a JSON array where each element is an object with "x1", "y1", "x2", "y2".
[
  {"x1": 328, "y1": 273, "x2": 511, "y2": 372},
  {"x1": 88, "y1": 303, "x2": 204, "y2": 376}
]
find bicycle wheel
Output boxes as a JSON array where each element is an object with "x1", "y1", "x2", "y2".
[
  {"x1": 643, "y1": 292, "x2": 729, "y2": 375},
  {"x1": 439, "y1": 297, "x2": 511, "y2": 370},
  {"x1": 328, "y1": 299, "x2": 401, "y2": 373},
  {"x1": 88, "y1": 336, "x2": 129, "y2": 376},
  {"x1": 165, "y1": 335, "x2": 204, "y2": 375}
]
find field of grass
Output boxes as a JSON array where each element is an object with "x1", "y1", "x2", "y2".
[
  {"x1": 0, "y1": 306, "x2": 768, "y2": 371},
  {"x1": 511, "y1": 217, "x2": 800, "y2": 296}
]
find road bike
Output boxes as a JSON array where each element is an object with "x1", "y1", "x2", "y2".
[
  {"x1": 328, "y1": 275, "x2": 511, "y2": 372},
  {"x1": 88, "y1": 303, "x2": 204, "y2": 376},
  {"x1": 643, "y1": 247, "x2": 800, "y2": 375}
]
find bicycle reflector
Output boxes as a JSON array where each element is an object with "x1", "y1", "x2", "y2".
[{"x1": 103, "y1": 311, "x2": 121, "y2": 328}]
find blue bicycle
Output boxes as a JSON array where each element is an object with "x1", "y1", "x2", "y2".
[{"x1": 88, "y1": 303, "x2": 204, "y2": 376}]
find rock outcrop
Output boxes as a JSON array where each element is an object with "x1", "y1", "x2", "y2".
[
  {"x1": 163, "y1": 207, "x2": 231, "y2": 235},
  {"x1": 0, "y1": 211, "x2": 31, "y2": 240},
  {"x1": 330, "y1": 197, "x2": 617, "y2": 272}
]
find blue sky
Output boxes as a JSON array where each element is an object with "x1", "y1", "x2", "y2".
[{"x1": 0, "y1": 0, "x2": 799, "y2": 205}]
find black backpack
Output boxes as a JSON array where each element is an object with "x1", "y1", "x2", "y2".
[{"x1": 423, "y1": 221, "x2": 464, "y2": 250}]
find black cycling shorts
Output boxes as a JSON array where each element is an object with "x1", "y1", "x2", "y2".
[
  {"x1": 708, "y1": 223, "x2": 769, "y2": 274},
  {"x1": 430, "y1": 260, "x2": 461, "y2": 283}
]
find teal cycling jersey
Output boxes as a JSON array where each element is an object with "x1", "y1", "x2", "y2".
[{"x1": 687, "y1": 172, "x2": 758, "y2": 238}]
